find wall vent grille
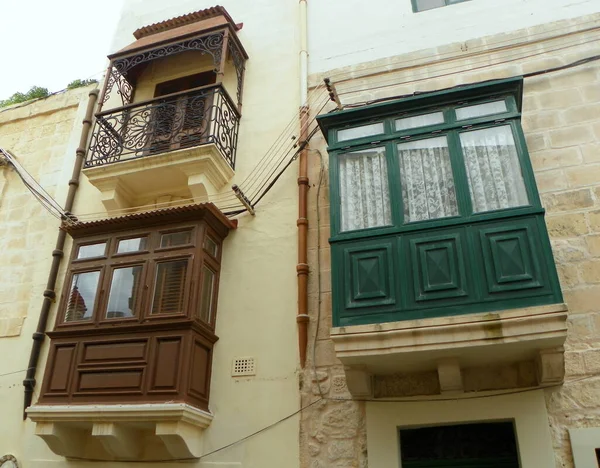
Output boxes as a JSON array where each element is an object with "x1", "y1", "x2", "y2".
[{"x1": 232, "y1": 357, "x2": 256, "y2": 376}]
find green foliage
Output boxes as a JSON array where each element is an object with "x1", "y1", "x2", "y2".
[
  {"x1": 0, "y1": 86, "x2": 50, "y2": 108},
  {"x1": 66, "y1": 78, "x2": 99, "y2": 90}
]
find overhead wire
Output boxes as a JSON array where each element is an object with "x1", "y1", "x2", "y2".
[
  {"x1": 320, "y1": 18, "x2": 600, "y2": 86},
  {"x1": 72, "y1": 85, "x2": 330, "y2": 223},
  {"x1": 249, "y1": 99, "x2": 329, "y2": 203},
  {"x1": 50, "y1": 371, "x2": 600, "y2": 463},
  {"x1": 337, "y1": 34, "x2": 600, "y2": 96},
  {"x1": 239, "y1": 86, "x2": 329, "y2": 196}
]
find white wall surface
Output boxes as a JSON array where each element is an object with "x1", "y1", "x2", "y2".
[{"x1": 308, "y1": 0, "x2": 600, "y2": 73}]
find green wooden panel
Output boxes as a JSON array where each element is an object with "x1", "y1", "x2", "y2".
[
  {"x1": 408, "y1": 232, "x2": 469, "y2": 303},
  {"x1": 332, "y1": 214, "x2": 562, "y2": 327},
  {"x1": 478, "y1": 221, "x2": 543, "y2": 294},
  {"x1": 343, "y1": 240, "x2": 396, "y2": 310}
]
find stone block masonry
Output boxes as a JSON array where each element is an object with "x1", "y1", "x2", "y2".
[{"x1": 302, "y1": 13, "x2": 600, "y2": 468}]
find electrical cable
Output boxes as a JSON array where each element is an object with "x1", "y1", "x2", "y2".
[
  {"x1": 322, "y1": 18, "x2": 600, "y2": 85},
  {"x1": 341, "y1": 52, "x2": 600, "y2": 110},
  {"x1": 249, "y1": 100, "x2": 329, "y2": 203},
  {"x1": 72, "y1": 88, "x2": 330, "y2": 223},
  {"x1": 240, "y1": 89, "x2": 329, "y2": 196},
  {"x1": 237, "y1": 83, "x2": 329, "y2": 191},
  {"x1": 337, "y1": 34, "x2": 600, "y2": 96},
  {"x1": 53, "y1": 371, "x2": 600, "y2": 463},
  {"x1": 63, "y1": 397, "x2": 325, "y2": 463}
]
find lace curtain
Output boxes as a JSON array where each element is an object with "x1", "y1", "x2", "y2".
[
  {"x1": 339, "y1": 147, "x2": 391, "y2": 232},
  {"x1": 397, "y1": 136, "x2": 459, "y2": 222},
  {"x1": 460, "y1": 125, "x2": 529, "y2": 212}
]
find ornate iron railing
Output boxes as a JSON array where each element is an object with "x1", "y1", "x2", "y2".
[{"x1": 87, "y1": 84, "x2": 239, "y2": 169}]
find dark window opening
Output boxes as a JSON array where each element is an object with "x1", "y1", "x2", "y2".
[{"x1": 399, "y1": 421, "x2": 520, "y2": 467}]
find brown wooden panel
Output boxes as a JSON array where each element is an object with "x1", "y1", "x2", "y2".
[
  {"x1": 82, "y1": 340, "x2": 147, "y2": 363},
  {"x1": 47, "y1": 344, "x2": 77, "y2": 393},
  {"x1": 189, "y1": 339, "x2": 210, "y2": 400},
  {"x1": 78, "y1": 369, "x2": 143, "y2": 391},
  {"x1": 149, "y1": 337, "x2": 182, "y2": 391}
]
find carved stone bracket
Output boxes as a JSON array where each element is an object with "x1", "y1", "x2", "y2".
[{"x1": 27, "y1": 403, "x2": 213, "y2": 461}]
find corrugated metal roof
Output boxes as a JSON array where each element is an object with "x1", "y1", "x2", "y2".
[{"x1": 62, "y1": 203, "x2": 237, "y2": 237}]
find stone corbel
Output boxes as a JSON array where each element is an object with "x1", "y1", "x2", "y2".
[
  {"x1": 156, "y1": 421, "x2": 204, "y2": 458},
  {"x1": 344, "y1": 367, "x2": 373, "y2": 398},
  {"x1": 437, "y1": 358, "x2": 464, "y2": 393},
  {"x1": 92, "y1": 422, "x2": 142, "y2": 459},
  {"x1": 35, "y1": 422, "x2": 86, "y2": 458},
  {"x1": 94, "y1": 178, "x2": 134, "y2": 211},
  {"x1": 536, "y1": 347, "x2": 565, "y2": 385}
]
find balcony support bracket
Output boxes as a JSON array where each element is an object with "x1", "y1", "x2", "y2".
[{"x1": 27, "y1": 403, "x2": 213, "y2": 461}]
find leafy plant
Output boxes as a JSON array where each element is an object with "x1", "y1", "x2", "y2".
[
  {"x1": 66, "y1": 79, "x2": 98, "y2": 90},
  {"x1": 0, "y1": 86, "x2": 50, "y2": 108}
]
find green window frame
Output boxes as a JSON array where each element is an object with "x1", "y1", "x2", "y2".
[
  {"x1": 318, "y1": 78, "x2": 563, "y2": 326},
  {"x1": 412, "y1": 0, "x2": 472, "y2": 13},
  {"x1": 327, "y1": 94, "x2": 540, "y2": 238}
]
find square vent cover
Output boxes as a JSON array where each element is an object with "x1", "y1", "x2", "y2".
[{"x1": 232, "y1": 357, "x2": 256, "y2": 377}]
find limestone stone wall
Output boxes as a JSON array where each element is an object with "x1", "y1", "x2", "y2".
[
  {"x1": 0, "y1": 88, "x2": 93, "y2": 338},
  {"x1": 301, "y1": 13, "x2": 600, "y2": 468}
]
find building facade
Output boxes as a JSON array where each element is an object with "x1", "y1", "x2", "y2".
[{"x1": 0, "y1": 0, "x2": 600, "y2": 467}]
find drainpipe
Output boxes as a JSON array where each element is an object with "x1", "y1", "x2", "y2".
[
  {"x1": 23, "y1": 89, "x2": 99, "y2": 417},
  {"x1": 297, "y1": 0, "x2": 309, "y2": 368}
]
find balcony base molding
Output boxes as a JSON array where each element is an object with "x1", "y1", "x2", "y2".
[
  {"x1": 332, "y1": 303, "x2": 568, "y2": 397},
  {"x1": 83, "y1": 144, "x2": 234, "y2": 211},
  {"x1": 27, "y1": 403, "x2": 213, "y2": 461}
]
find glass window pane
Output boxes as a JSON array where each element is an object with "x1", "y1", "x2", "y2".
[
  {"x1": 460, "y1": 125, "x2": 529, "y2": 213},
  {"x1": 106, "y1": 266, "x2": 143, "y2": 319},
  {"x1": 337, "y1": 122, "x2": 384, "y2": 142},
  {"x1": 198, "y1": 265, "x2": 216, "y2": 323},
  {"x1": 160, "y1": 230, "x2": 192, "y2": 248},
  {"x1": 64, "y1": 271, "x2": 100, "y2": 322},
  {"x1": 456, "y1": 100, "x2": 508, "y2": 120},
  {"x1": 204, "y1": 236, "x2": 218, "y2": 257},
  {"x1": 397, "y1": 136, "x2": 459, "y2": 222},
  {"x1": 151, "y1": 260, "x2": 188, "y2": 314},
  {"x1": 395, "y1": 112, "x2": 444, "y2": 131},
  {"x1": 117, "y1": 237, "x2": 148, "y2": 254},
  {"x1": 77, "y1": 242, "x2": 106, "y2": 259},
  {"x1": 414, "y1": 0, "x2": 446, "y2": 11},
  {"x1": 338, "y1": 147, "x2": 392, "y2": 232}
]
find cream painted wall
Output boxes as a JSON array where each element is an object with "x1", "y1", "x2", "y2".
[
  {"x1": 307, "y1": 0, "x2": 600, "y2": 73},
  {"x1": 78, "y1": 1, "x2": 302, "y2": 467},
  {"x1": 1, "y1": 0, "x2": 302, "y2": 466},
  {"x1": 366, "y1": 391, "x2": 555, "y2": 468}
]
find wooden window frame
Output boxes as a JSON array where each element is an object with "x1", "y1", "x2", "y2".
[{"x1": 56, "y1": 221, "x2": 223, "y2": 330}]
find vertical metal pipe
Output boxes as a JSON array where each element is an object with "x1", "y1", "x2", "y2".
[
  {"x1": 23, "y1": 89, "x2": 99, "y2": 417},
  {"x1": 297, "y1": 0, "x2": 310, "y2": 368}
]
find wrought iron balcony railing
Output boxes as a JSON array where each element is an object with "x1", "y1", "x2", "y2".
[{"x1": 86, "y1": 84, "x2": 240, "y2": 169}]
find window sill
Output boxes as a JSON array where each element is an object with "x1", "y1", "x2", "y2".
[{"x1": 27, "y1": 402, "x2": 212, "y2": 460}]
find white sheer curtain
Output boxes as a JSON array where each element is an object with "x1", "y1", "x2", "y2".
[
  {"x1": 460, "y1": 126, "x2": 529, "y2": 213},
  {"x1": 339, "y1": 147, "x2": 391, "y2": 232},
  {"x1": 397, "y1": 136, "x2": 459, "y2": 222}
]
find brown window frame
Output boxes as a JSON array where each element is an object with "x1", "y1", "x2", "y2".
[{"x1": 56, "y1": 220, "x2": 223, "y2": 331}]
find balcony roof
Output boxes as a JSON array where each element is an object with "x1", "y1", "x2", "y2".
[
  {"x1": 62, "y1": 203, "x2": 237, "y2": 238},
  {"x1": 133, "y1": 6, "x2": 241, "y2": 39},
  {"x1": 110, "y1": 5, "x2": 247, "y2": 60}
]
